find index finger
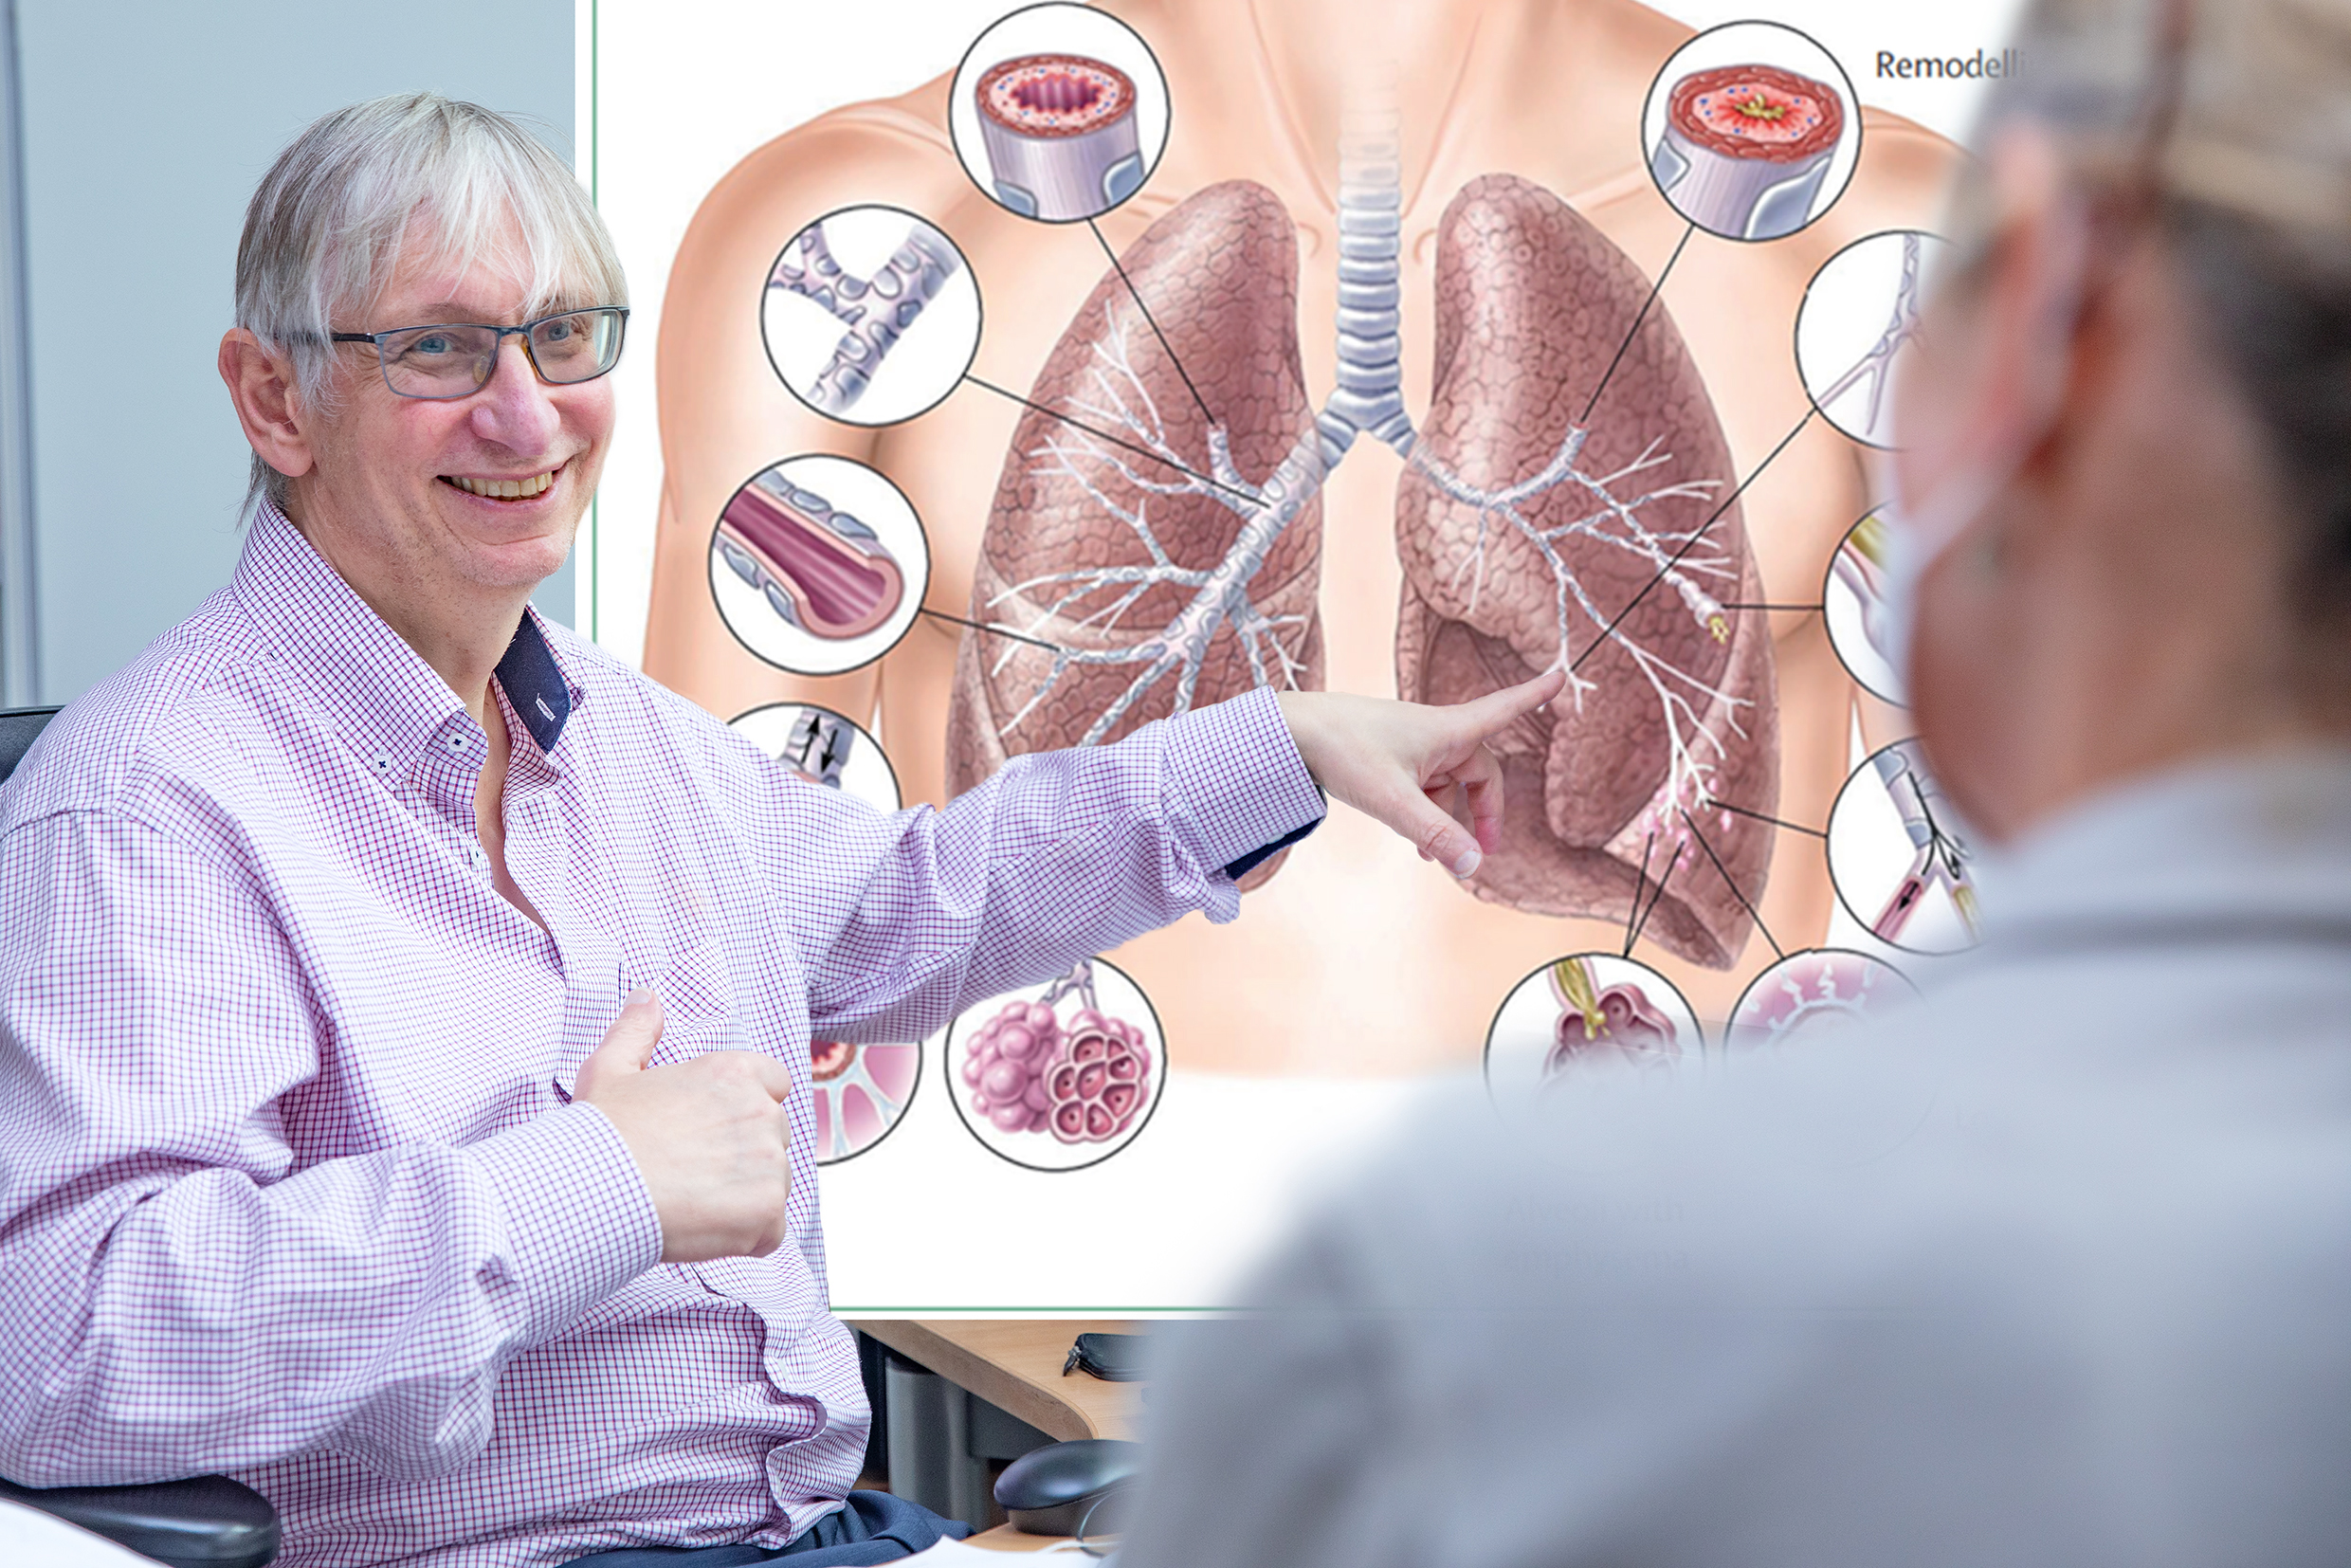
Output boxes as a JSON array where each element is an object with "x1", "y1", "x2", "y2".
[{"x1": 1449, "y1": 669, "x2": 1566, "y2": 742}]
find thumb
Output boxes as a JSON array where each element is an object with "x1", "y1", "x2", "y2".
[{"x1": 576, "y1": 988, "x2": 664, "y2": 1098}]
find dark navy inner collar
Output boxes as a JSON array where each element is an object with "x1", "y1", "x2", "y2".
[{"x1": 494, "y1": 612, "x2": 572, "y2": 754}]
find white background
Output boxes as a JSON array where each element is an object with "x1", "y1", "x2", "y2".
[{"x1": 583, "y1": 0, "x2": 2027, "y2": 1309}]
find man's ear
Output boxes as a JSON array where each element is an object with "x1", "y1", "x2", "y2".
[{"x1": 218, "y1": 328, "x2": 316, "y2": 483}]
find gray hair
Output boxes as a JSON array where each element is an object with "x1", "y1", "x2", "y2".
[
  {"x1": 234, "y1": 92, "x2": 628, "y2": 513},
  {"x1": 1961, "y1": 0, "x2": 2351, "y2": 653}
]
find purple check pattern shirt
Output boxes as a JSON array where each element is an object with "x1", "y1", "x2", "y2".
[{"x1": 0, "y1": 502, "x2": 1322, "y2": 1566}]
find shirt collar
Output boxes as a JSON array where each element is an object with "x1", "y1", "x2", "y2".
[
  {"x1": 1976, "y1": 746, "x2": 2351, "y2": 947},
  {"x1": 231, "y1": 501, "x2": 578, "y2": 775}
]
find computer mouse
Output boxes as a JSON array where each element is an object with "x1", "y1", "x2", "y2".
[{"x1": 993, "y1": 1438, "x2": 1142, "y2": 1535}]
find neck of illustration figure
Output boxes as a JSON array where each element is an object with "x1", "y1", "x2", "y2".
[{"x1": 1113, "y1": 0, "x2": 1559, "y2": 215}]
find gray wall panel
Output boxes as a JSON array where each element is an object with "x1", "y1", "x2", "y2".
[{"x1": 13, "y1": 0, "x2": 574, "y2": 703}]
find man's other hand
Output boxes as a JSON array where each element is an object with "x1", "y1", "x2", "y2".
[
  {"x1": 1277, "y1": 670, "x2": 1567, "y2": 881},
  {"x1": 573, "y1": 990, "x2": 794, "y2": 1262}
]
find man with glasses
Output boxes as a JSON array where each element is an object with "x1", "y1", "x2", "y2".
[{"x1": 0, "y1": 93, "x2": 1557, "y2": 1566}]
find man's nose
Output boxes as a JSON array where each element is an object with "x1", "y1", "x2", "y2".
[{"x1": 467, "y1": 336, "x2": 561, "y2": 453}]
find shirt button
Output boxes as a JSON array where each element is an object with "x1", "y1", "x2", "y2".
[
  {"x1": 469, "y1": 845, "x2": 489, "y2": 870},
  {"x1": 370, "y1": 752, "x2": 393, "y2": 775},
  {"x1": 446, "y1": 734, "x2": 468, "y2": 754}
]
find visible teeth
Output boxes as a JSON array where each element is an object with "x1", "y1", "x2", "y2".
[{"x1": 448, "y1": 470, "x2": 556, "y2": 499}]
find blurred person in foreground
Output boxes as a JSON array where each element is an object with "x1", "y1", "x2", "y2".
[{"x1": 1120, "y1": 2, "x2": 2351, "y2": 1563}]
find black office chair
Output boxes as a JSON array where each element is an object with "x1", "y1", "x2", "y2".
[{"x1": 0, "y1": 705, "x2": 281, "y2": 1567}]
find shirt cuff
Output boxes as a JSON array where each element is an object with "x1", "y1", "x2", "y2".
[
  {"x1": 1159, "y1": 686, "x2": 1327, "y2": 881},
  {"x1": 468, "y1": 1101, "x2": 663, "y2": 1341}
]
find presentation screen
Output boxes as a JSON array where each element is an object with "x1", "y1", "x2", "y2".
[{"x1": 578, "y1": 0, "x2": 2025, "y2": 1310}]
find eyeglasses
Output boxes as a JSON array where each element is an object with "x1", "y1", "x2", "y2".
[{"x1": 329, "y1": 306, "x2": 629, "y2": 400}]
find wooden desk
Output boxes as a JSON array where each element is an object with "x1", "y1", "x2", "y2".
[
  {"x1": 964, "y1": 1522, "x2": 1079, "y2": 1552},
  {"x1": 847, "y1": 1319, "x2": 1144, "y2": 1443}
]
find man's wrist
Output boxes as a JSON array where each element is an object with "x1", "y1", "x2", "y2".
[{"x1": 1161, "y1": 687, "x2": 1326, "y2": 877}]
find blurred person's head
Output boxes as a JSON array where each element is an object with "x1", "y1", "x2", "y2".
[
  {"x1": 1892, "y1": 0, "x2": 2351, "y2": 842},
  {"x1": 217, "y1": 93, "x2": 627, "y2": 627}
]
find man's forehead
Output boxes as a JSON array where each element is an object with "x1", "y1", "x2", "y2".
[{"x1": 370, "y1": 221, "x2": 537, "y2": 323}]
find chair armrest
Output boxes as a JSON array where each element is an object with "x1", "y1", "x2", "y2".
[{"x1": 0, "y1": 1474, "x2": 278, "y2": 1567}]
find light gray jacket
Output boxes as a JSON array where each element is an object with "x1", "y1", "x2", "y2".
[{"x1": 1123, "y1": 751, "x2": 2351, "y2": 1568}]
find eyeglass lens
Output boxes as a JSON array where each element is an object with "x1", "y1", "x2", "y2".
[{"x1": 374, "y1": 310, "x2": 625, "y2": 398}]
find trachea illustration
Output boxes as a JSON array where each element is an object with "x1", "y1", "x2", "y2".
[
  {"x1": 975, "y1": 54, "x2": 1145, "y2": 221},
  {"x1": 770, "y1": 218, "x2": 963, "y2": 413},
  {"x1": 1544, "y1": 957, "x2": 1682, "y2": 1076},
  {"x1": 1651, "y1": 64, "x2": 1843, "y2": 240},
  {"x1": 1813, "y1": 232, "x2": 1923, "y2": 437},
  {"x1": 810, "y1": 1040, "x2": 920, "y2": 1163},
  {"x1": 714, "y1": 471, "x2": 905, "y2": 639},
  {"x1": 961, "y1": 960, "x2": 1153, "y2": 1144},
  {"x1": 779, "y1": 708, "x2": 852, "y2": 788},
  {"x1": 1871, "y1": 748, "x2": 1978, "y2": 941}
]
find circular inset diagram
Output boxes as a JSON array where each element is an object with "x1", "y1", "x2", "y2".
[
  {"x1": 762, "y1": 205, "x2": 979, "y2": 425},
  {"x1": 1641, "y1": 23, "x2": 1860, "y2": 243},
  {"x1": 1727, "y1": 948, "x2": 1917, "y2": 1050},
  {"x1": 945, "y1": 957, "x2": 1165, "y2": 1171},
  {"x1": 808, "y1": 1039, "x2": 921, "y2": 1164},
  {"x1": 1484, "y1": 954, "x2": 1704, "y2": 1095},
  {"x1": 949, "y1": 3, "x2": 1171, "y2": 224},
  {"x1": 708, "y1": 454, "x2": 930, "y2": 676},
  {"x1": 1829, "y1": 738, "x2": 1981, "y2": 955},
  {"x1": 1795, "y1": 229, "x2": 1951, "y2": 447},
  {"x1": 1823, "y1": 508, "x2": 1904, "y2": 705},
  {"x1": 729, "y1": 702, "x2": 903, "y2": 815}
]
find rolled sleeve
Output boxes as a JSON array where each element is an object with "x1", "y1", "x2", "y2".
[{"x1": 1159, "y1": 686, "x2": 1326, "y2": 880}]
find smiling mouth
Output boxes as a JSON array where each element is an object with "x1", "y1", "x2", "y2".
[{"x1": 441, "y1": 467, "x2": 558, "y2": 501}]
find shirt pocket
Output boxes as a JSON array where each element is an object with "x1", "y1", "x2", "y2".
[{"x1": 635, "y1": 938, "x2": 752, "y2": 1067}]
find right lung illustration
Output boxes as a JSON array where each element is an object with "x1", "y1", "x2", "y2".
[
  {"x1": 947, "y1": 181, "x2": 1326, "y2": 888},
  {"x1": 1396, "y1": 174, "x2": 1777, "y2": 967}
]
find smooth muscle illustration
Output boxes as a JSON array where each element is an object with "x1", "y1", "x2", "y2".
[
  {"x1": 975, "y1": 54, "x2": 1145, "y2": 220},
  {"x1": 1545, "y1": 955, "x2": 1682, "y2": 1074},
  {"x1": 1653, "y1": 64, "x2": 1844, "y2": 240},
  {"x1": 769, "y1": 215, "x2": 964, "y2": 415},
  {"x1": 960, "y1": 960, "x2": 1153, "y2": 1143},
  {"x1": 715, "y1": 471, "x2": 906, "y2": 639}
]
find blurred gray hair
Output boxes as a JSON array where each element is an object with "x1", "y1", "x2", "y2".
[
  {"x1": 1959, "y1": 0, "x2": 2351, "y2": 658},
  {"x1": 234, "y1": 92, "x2": 627, "y2": 514}
]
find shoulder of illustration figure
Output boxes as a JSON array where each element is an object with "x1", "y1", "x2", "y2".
[
  {"x1": 0, "y1": 583, "x2": 282, "y2": 838},
  {"x1": 691, "y1": 75, "x2": 978, "y2": 239}
]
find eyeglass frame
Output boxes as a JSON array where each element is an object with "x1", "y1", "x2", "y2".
[{"x1": 326, "y1": 305, "x2": 631, "y2": 401}]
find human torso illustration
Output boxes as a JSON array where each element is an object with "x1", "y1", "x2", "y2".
[{"x1": 644, "y1": 0, "x2": 1953, "y2": 1077}]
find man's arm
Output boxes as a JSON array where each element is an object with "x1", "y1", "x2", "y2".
[
  {"x1": 0, "y1": 811, "x2": 661, "y2": 1486},
  {"x1": 776, "y1": 686, "x2": 1325, "y2": 1046},
  {"x1": 769, "y1": 672, "x2": 1565, "y2": 1044}
]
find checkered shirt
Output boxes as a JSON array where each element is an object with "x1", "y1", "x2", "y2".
[{"x1": 0, "y1": 502, "x2": 1323, "y2": 1566}]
